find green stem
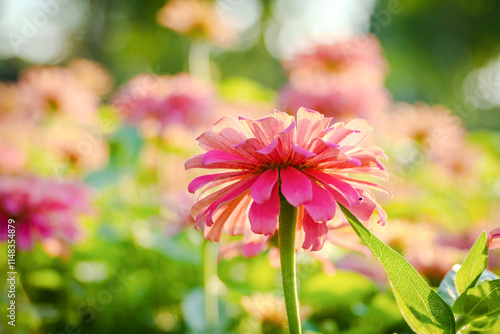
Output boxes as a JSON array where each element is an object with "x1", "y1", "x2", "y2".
[
  {"x1": 279, "y1": 198, "x2": 302, "y2": 334},
  {"x1": 203, "y1": 240, "x2": 219, "y2": 331}
]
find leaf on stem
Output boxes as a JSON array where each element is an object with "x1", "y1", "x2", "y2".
[
  {"x1": 339, "y1": 204, "x2": 455, "y2": 334},
  {"x1": 455, "y1": 231, "x2": 488, "y2": 295}
]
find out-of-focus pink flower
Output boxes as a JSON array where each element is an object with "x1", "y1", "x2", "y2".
[
  {"x1": 373, "y1": 221, "x2": 468, "y2": 284},
  {"x1": 0, "y1": 83, "x2": 30, "y2": 122},
  {"x1": 18, "y1": 66, "x2": 99, "y2": 126},
  {"x1": 37, "y1": 118, "x2": 109, "y2": 174},
  {"x1": 279, "y1": 36, "x2": 390, "y2": 124},
  {"x1": 156, "y1": 0, "x2": 239, "y2": 48},
  {"x1": 112, "y1": 73, "x2": 216, "y2": 132},
  {"x1": 0, "y1": 176, "x2": 92, "y2": 250},
  {"x1": 388, "y1": 103, "x2": 466, "y2": 163},
  {"x1": 0, "y1": 122, "x2": 32, "y2": 174},
  {"x1": 279, "y1": 79, "x2": 390, "y2": 124},
  {"x1": 488, "y1": 228, "x2": 500, "y2": 250},
  {"x1": 186, "y1": 108, "x2": 390, "y2": 254},
  {"x1": 284, "y1": 35, "x2": 387, "y2": 85},
  {"x1": 67, "y1": 58, "x2": 113, "y2": 97}
]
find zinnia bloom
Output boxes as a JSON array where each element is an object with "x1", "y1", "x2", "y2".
[
  {"x1": 186, "y1": 108, "x2": 390, "y2": 252},
  {"x1": 18, "y1": 66, "x2": 99, "y2": 126},
  {"x1": 112, "y1": 73, "x2": 216, "y2": 131},
  {"x1": 278, "y1": 36, "x2": 390, "y2": 124},
  {"x1": 0, "y1": 176, "x2": 91, "y2": 250},
  {"x1": 67, "y1": 58, "x2": 114, "y2": 97},
  {"x1": 156, "y1": 0, "x2": 238, "y2": 48}
]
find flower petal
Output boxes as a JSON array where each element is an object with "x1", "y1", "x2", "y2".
[
  {"x1": 280, "y1": 167, "x2": 313, "y2": 207},
  {"x1": 250, "y1": 169, "x2": 279, "y2": 204},
  {"x1": 488, "y1": 228, "x2": 500, "y2": 250},
  {"x1": 249, "y1": 181, "x2": 280, "y2": 236},
  {"x1": 306, "y1": 169, "x2": 361, "y2": 207},
  {"x1": 188, "y1": 171, "x2": 249, "y2": 193},
  {"x1": 302, "y1": 211, "x2": 328, "y2": 251},
  {"x1": 304, "y1": 182, "x2": 336, "y2": 222}
]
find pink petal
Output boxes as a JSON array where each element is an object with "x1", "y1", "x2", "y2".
[
  {"x1": 340, "y1": 119, "x2": 373, "y2": 147},
  {"x1": 280, "y1": 167, "x2": 313, "y2": 207},
  {"x1": 211, "y1": 116, "x2": 248, "y2": 144},
  {"x1": 188, "y1": 171, "x2": 249, "y2": 193},
  {"x1": 306, "y1": 169, "x2": 361, "y2": 207},
  {"x1": 304, "y1": 182, "x2": 336, "y2": 222},
  {"x1": 239, "y1": 115, "x2": 280, "y2": 147},
  {"x1": 302, "y1": 211, "x2": 328, "y2": 251},
  {"x1": 243, "y1": 242, "x2": 267, "y2": 257},
  {"x1": 249, "y1": 181, "x2": 280, "y2": 236},
  {"x1": 250, "y1": 169, "x2": 279, "y2": 204},
  {"x1": 201, "y1": 150, "x2": 254, "y2": 165},
  {"x1": 201, "y1": 175, "x2": 259, "y2": 227},
  {"x1": 488, "y1": 228, "x2": 500, "y2": 250}
]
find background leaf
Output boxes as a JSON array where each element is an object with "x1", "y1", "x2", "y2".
[
  {"x1": 339, "y1": 204, "x2": 456, "y2": 334},
  {"x1": 456, "y1": 231, "x2": 488, "y2": 295}
]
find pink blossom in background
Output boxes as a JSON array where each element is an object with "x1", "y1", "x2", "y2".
[
  {"x1": 0, "y1": 176, "x2": 92, "y2": 251},
  {"x1": 387, "y1": 102, "x2": 466, "y2": 164},
  {"x1": 156, "y1": 0, "x2": 239, "y2": 48},
  {"x1": 37, "y1": 118, "x2": 109, "y2": 174},
  {"x1": 18, "y1": 66, "x2": 100, "y2": 126},
  {"x1": 186, "y1": 108, "x2": 390, "y2": 255},
  {"x1": 278, "y1": 78, "x2": 390, "y2": 125},
  {"x1": 0, "y1": 82, "x2": 30, "y2": 122},
  {"x1": 279, "y1": 35, "x2": 390, "y2": 124},
  {"x1": 112, "y1": 73, "x2": 216, "y2": 132},
  {"x1": 67, "y1": 58, "x2": 114, "y2": 97},
  {"x1": 283, "y1": 35, "x2": 388, "y2": 85},
  {"x1": 0, "y1": 121, "x2": 33, "y2": 174}
]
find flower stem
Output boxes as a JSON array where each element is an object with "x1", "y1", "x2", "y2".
[
  {"x1": 279, "y1": 198, "x2": 302, "y2": 334},
  {"x1": 203, "y1": 240, "x2": 219, "y2": 331}
]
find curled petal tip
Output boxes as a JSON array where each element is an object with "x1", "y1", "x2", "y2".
[{"x1": 488, "y1": 228, "x2": 500, "y2": 250}]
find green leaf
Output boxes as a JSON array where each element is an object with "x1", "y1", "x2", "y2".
[
  {"x1": 437, "y1": 264, "x2": 461, "y2": 307},
  {"x1": 453, "y1": 279, "x2": 500, "y2": 320},
  {"x1": 438, "y1": 265, "x2": 499, "y2": 308},
  {"x1": 456, "y1": 231, "x2": 488, "y2": 295},
  {"x1": 339, "y1": 204, "x2": 455, "y2": 334},
  {"x1": 469, "y1": 316, "x2": 499, "y2": 332}
]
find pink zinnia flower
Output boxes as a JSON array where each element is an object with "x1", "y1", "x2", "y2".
[
  {"x1": 18, "y1": 66, "x2": 99, "y2": 126},
  {"x1": 284, "y1": 35, "x2": 387, "y2": 86},
  {"x1": 67, "y1": 58, "x2": 114, "y2": 97},
  {"x1": 112, "y1": 73, "x2": 216, "y2": 131},
  {"x1": 186, "y1": 108, "x2": 390, "y2": 252},
  {"x1": 0, "y1": 176, "x2": 91, "y2": 250},
  {"x1": 156, "y1": 0, "x2": 239, "y2": 48},
  {"x1": 278, "y1": 36, "x2": 390, "y2": 124}
]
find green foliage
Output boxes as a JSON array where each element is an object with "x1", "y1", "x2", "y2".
[
  {"x1": 339, "y1": 204, "x2": 456, "y2": 334},
  {"x1": 455, "y1": 231, "x2": 488, "y2": 295},
  {"x1": 453, "y1": 280, "x2": 500, "y2": 331}
]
